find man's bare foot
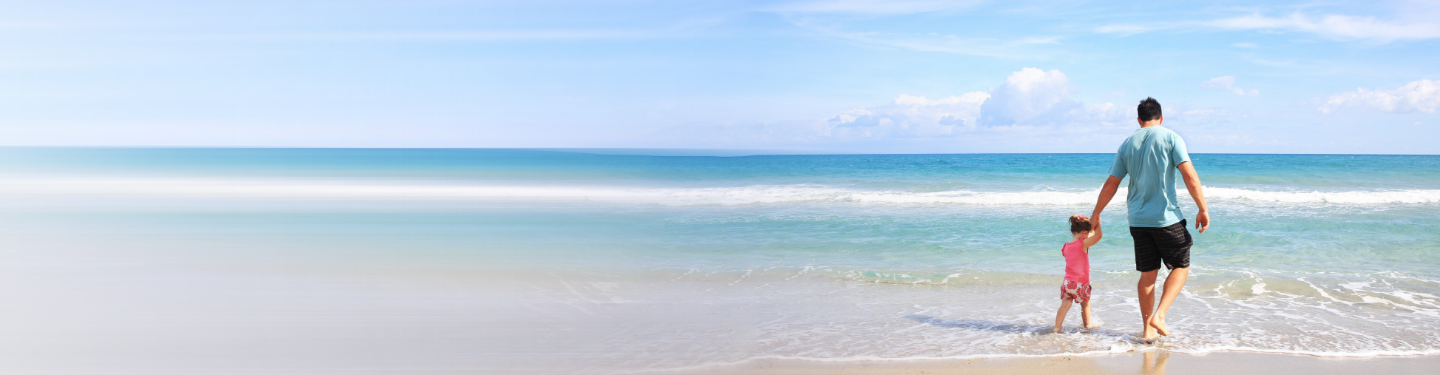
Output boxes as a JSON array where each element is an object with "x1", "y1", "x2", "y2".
[{"x1": 1149, "y1": 316, "x2": 1170, "y2": 336}]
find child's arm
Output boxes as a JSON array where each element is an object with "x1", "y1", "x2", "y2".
[{"x1": 1082, "y1": 223, "x2": 1103, "y2": 251}]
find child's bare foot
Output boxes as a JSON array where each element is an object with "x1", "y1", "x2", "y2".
[{"x1": 1149, "y1": 315, "x2": 1170, "y2": 336}]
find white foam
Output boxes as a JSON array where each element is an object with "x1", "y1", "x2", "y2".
[
  {"x1": 1204, "y1": 187, "x2": 1440, "y2": 204},
  {"x1": 2, "y1": 177, "x2": 1438, "y2": 206}
]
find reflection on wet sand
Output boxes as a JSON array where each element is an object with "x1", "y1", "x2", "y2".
[{"x1": 1141, "y1": 350, "x2": 1170, "y2": 375}]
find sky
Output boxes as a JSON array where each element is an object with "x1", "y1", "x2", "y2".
[{"x1": 1, "y1": 0, "x2": 1438, "y2": 153}]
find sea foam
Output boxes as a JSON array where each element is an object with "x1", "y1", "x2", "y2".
[{"x1": 4, "y1": 178, "x2": 1439, "y2": 206}]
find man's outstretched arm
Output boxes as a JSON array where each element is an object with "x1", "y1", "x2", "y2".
[
  {"x1": 1178, "y1": 161, "x2": 1209, "y2": 233},
  {"x1": 1092, "y1": 176, "x2": 1123, "y2": 230}
]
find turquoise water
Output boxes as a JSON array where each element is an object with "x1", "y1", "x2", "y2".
[{"x1": 1, "y1": 148, "x2": 1438, "y2": 373}]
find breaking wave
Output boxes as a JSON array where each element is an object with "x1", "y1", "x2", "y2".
[{"x1": 4, "y1": 178, "x2": 1439, "y2": 206}]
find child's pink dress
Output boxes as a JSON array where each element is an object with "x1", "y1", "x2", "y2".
[{"x1": 1061, "y1": 239, "x2": 1092, "y2": 302}]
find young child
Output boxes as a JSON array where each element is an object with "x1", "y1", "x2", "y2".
[{"x1": 1055, "y1": 214, "x2": 1102, "y2": 333}]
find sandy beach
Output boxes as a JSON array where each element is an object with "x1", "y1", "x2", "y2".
[
  {"x1": 661, "y1": 351, "x2": 1440, "y2": 375},
  {"x1": 4, "y1": 150, "x2": 1439, "y2": 374}
]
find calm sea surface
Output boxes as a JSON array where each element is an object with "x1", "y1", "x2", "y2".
[{"x1": 1, "y1": 148, "x2": 1438, "y2": 373}]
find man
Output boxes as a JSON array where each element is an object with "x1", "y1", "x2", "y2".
[{"x1": 1091, "y1": 97, "x2": 1210, "y2": 341}]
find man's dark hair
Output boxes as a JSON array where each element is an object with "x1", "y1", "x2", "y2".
[{"x1": 1137, "y1": 97, "x2": 1162, "y2": 122}]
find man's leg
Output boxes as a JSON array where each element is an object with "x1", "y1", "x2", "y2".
[
  {"x1": 1137, "y1": 270, "x2": 1159, "y2": 340},
  {"x1": 1147, "y1": 220, "x2": 1194, "y2": 337},
  {"x1": 1148, "y1": 267, "x2": 1189, "y2": 336}
]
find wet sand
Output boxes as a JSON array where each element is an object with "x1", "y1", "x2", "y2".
[{"x1": 659, "y1": 351, "x2": 1440, "y2": 375}]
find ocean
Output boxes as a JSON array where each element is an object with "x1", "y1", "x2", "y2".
[{"x1": 1, "y1": 148, "x2": 1438, "y2": 374}]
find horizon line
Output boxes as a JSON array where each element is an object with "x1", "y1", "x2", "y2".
[{"x1": 1, "y1": 146, "x2": 1436, "y2": 157}]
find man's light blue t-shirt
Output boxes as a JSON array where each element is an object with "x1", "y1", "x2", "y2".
[{"x1": 1108, "y1": 126, "x2": 1191, "y2": 228}]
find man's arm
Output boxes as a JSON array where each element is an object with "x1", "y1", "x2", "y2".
[
  {"x1": 1091, "y1": 175, "x2": 1123, "y2": 231},
  {"x1": 1083, "y1": 218, "x2": 1103, "y2": 248},
  {"x1": 1177, "y1": 161, "x2": 1209, "y2": 233}
]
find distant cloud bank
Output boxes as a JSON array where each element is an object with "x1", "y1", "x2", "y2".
[
  {"x1": 1320, "y1": 79, "x2": 1440, "y2": 114},
  {"x1": 823, "y1": 68, "x2": 1130, "y2": 141},
  {"x1": 825, "y1": 92, "x2": 989, "y2": 138}
]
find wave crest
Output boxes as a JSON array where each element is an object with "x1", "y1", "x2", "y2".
[{"x1": 3, "y1": 178, "x2": 1438, "y2": 206}]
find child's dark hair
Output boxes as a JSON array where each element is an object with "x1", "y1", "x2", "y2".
[{"x1": 1069, "y1": 215, "x2": 1092, "y2": 234}]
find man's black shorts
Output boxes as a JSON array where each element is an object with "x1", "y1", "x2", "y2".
[{"x1": 1130, "y1": 219, "x2": 1192, "y2": 272}]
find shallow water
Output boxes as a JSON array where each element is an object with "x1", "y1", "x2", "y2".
[{"x1": 0, "y1": 148, "x2": 1437, "y2": 374}]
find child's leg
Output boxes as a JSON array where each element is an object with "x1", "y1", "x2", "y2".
[
  {"x1": 1080, "y1": 300, "x2": 1094, "y2": 329},
  {"x1": 1054, "y1": 299, "x2": 1073, "y2": 333}
]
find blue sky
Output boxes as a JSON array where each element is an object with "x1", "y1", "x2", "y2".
[{"x1": 2, "y1": 0, "x2": 1438, "y2": 153}]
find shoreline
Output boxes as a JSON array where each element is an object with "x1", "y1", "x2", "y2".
[{"x1": 653, "y1": 351, "x2": 1440, "y2": 375}]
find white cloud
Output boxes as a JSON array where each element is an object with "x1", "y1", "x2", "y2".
[
  {"x1": 977, "y1": 68, "x2": 1131, "y2": 126},
  {"x1": 1095, "y1": 24, "x2": 1160, "y2": 36},
  {"x1": 791, "y1": 27, "x2": 1058, "y2": 58},
  {"x1": 978, "y1": 68, "x2": 1079, "y2": 125},
  {"x1": 1320, "y1": 79, "x2": 1440, "y2": 114},
  {"x1": 1199, "y1": 76, "x2": 1259, "y2": 96},
  {"x1": 206, "y1": 30, "x2": 660, "y2": 41},
  {"x1": 825, "y1": 92, "x2": 990, "y2": 137},
  {"x1": 766, "y1": 0, "x2": 983, "y2": 14},
  {"x1": 1209, "y1": 13, "x2": 1440, "y2": 43},
  {"x1": 823, "y1": 68, "x2": 1130, "y2": 138},
  {"x1": 663, "y1": 68, "x2": 1140, "y2": 152},
  {"x1": 1199, "y1": 76, "x2": 1235, "y2": 89},
  {"x1": 781, "y1": 16, "x2": 1059, "y2": 59},
  {"x1": 1182, "y1": 109, "x2": 1229, "y2": 116},
  {"x1": 1096, "y1": 12, "x2": 1440, "y2": 44}
]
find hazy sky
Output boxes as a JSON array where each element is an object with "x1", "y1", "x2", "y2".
[{"x1": 2, "y1": 0, "x2": 1438, "y2": 153}]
